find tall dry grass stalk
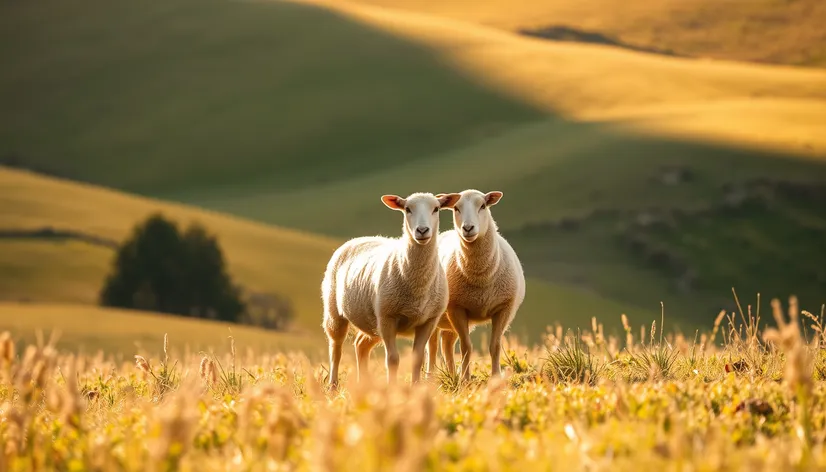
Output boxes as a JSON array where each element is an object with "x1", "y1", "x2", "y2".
[{"x1": 763, "y1": 296, "x2": 815, "y2": 465}]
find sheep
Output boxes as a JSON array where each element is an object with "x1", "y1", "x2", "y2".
[
  {"x1": 321, "y1": 191, "x2": 462, "y2": 387},
  {"x1": 425, "y1": 189, "x2": 526, "y2": 381}
]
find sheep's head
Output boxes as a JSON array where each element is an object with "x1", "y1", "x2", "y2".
[
  {"x1": 382, "y1": 192, "x2": 460, "y2": 245},
  {"x1": 446, "y1": 189, "x2": 503, "y2": 243}
]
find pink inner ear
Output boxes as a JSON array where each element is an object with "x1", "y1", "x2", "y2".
[
  {"x1": 382, "y1": 195, "x2": 404, "y2": 209},
  {"x1": 440, "y1": 194, "x2": 459, "y2": 208}
]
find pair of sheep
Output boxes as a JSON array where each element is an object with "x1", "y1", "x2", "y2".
[{"x1": 321, "y1": 189, "x2": 526, "y2": 387}]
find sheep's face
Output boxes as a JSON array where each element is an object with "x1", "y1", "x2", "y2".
[
  {"x1": 449, "y1": 189, "x2": 503, "y2": 243},
  {"x1": 382, "y1": 192, "x2": 461, "y2": 245}
]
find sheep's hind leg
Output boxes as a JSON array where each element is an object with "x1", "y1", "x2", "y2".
[
  {"x1": 378, "y1": 317, "x2": 400, "y2": 384},
  {"x1": 412, "y1": 317, "x2": 439, "y2": 383},
  {"x1": 354, "y1": 332, "x2": 380, "y2": 382},
  {"x1": 440, "y1": 330, "x2": 458, "y2": 376},
  {"x1": 489, "y1": 304, "x2": 515, "y2": 378},
  {"x1": 324, "y1": 308, "x2": 349, "y2": 389},
  {"x1": 449, "y1": 308, "x2": 473, "y2": 382}
]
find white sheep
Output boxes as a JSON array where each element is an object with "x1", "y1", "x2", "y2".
[
  {"x1": 426, "y1": 189, "x2": 526, "y2": 381},
  {"x1": 321, "y1": 191, "x2": 462, "y2": 387}
]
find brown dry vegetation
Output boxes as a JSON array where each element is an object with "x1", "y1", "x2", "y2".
[{"x1": 2, "y1": 296, "x2": 826, "y2": 470}]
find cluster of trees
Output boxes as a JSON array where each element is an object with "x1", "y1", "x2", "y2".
[{"x1": 99, "y1": 213, "x2": 293, "y2": 330}]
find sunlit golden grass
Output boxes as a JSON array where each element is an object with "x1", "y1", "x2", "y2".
[
  {"x1": 298, "y1": 0, "x2": 826, "y2": 158},
  {"x1": 2, "y1": 295, "x2": 826, "y2": 470},
  {"x1": 0, "y1": 167, "x2": 340, "y2": 331},
  {"x1": 344, "y1": 0, "x2": 826, "y2": 67},
  {"x1": 0, "y1": 302, "x2": 324, "y2": 359}
]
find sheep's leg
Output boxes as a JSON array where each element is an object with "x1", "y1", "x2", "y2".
[
  {"x1": 412, "y1": 317, "x2": 439, "y2": 383},
  {"x1": 426, "y1": 329, "x2": 440, "y2": 378},
  {"x1": 378, "y1": 317, "x2": 400, "y2": 384},
  {"x1": 489, "y1": 305, "x2": 514, "y2": 378},
  {"x1": 440, "y1": 330, "x2": 458, "y2": 376},
  {"x1": 354, "y1": 333, "x2": 379, "y2": 382},
  {"x1": 324, "y1": 312, "x2": 349, "y2": 389},
  {"x1": 450, "y1": 308, "x2": 473, "y2": 382}
]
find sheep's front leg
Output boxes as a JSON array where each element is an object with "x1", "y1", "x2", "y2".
[
  {"x1": 489, "y1": 305, "x2": 514, "y2": 378},
  {"x1": 412, "y1": 317, "x2": 439, "y2": 383},
  {"x1": 378, "y1": 317, "x2": 400, "y2": 384},
  {"x1": 450, "y1": 307, "x2": 473, "y2": 382}
]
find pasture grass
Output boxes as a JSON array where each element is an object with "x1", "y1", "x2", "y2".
[
  {"x1": 0, "y1": 302, "x2": 324, "y2": 360},
  {"x1": 344, "y1": 0, "x2": 826, "y2": 67},
  {"x1": 0, "y1": 168, "x2": 670, "y2": 345},
  {"x1": 2, "y1": 295, "x2": 826, "y2": 470}
]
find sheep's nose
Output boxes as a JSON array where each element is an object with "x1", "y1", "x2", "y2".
[
  {"x1": 416, "y1": 226, "x2": 430, "y2": 236},
  {"x1": 462, "y1": 224, "x2": 475, "y2": 233}
]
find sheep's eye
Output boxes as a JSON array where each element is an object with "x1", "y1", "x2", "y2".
[
  {"x1": 455, "y1": 208, "x2": 461, "y2": 214},
  {"x1": 405, "y1": 207, "x2": 411, "y2": 214},
  {"x1": 480, "y1": 204, "x2": 486, "y2": 211},
  {"x1": 432, "y1": 207, "x2": 438, "y2": 214}
]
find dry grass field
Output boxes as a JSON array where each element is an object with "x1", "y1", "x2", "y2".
[{"x1": 2, "y1": 297, "x2": 825, "y2": 470}]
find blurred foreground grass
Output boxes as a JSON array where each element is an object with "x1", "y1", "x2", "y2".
[{"x1": 2, "y1": 295, "x2": 826, "y2": 471}]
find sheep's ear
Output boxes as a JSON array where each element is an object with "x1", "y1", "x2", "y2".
[
  {"x1": 381, "y1": 195, "x2": 406, "y2": 211},
  {"x1": 437, "y1": 193, "x2": 461, "y2": 209},
  {"x1": 485, "y1": 191, "x2": 503, "y2": 207}
]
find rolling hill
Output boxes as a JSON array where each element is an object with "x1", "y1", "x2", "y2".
[
  {"x1": 2, "y1": 0, "x2": 825, "y2": 344},
  {"x1": 0, "y1": 167, "x2": 662, "y2": 350},
  {"x1": 345, "y1": 0, "x2": 826, "y2": 67},
  {"x1": 0, "y1": 167, "x2": 340, "y2": 334},
  {"x1": 0, "y1": 302, "x2": 325, "y2": 359}
]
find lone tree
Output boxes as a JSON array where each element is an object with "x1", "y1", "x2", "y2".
[{"x1": 100, "y1": 213, "x2": 245, "y2": 322}]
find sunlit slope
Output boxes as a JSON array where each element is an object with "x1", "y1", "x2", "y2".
[
  {"x1": 345, "y1": 0, "x2": 826, "y2": 67},
  {"x1": 0, "y1": 168, "x2": 663, "y2": 344},
  {"x1": 0, "y1": 167, "x2": 339, "y2": 332},
  {"x1": 0, "y1": 0, "x2": 541, "y2": 197},
  {"x1": 0, "y1": 302, "x2": 325, "y2": 358},
  {"x1": 300, "y1": 0, "x2": 826, "y2": 156}
]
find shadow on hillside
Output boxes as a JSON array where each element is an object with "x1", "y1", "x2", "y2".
[
  {"x1": 0, "y1": 0, "x2": 546, "y2": 195},
  {"x1": 519, "y1": 25, "x2": 684, "y2": 57}
]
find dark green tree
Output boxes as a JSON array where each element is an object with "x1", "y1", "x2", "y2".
[{"x1": 100, "y1": 213, "x2": 245, "y2": 322}]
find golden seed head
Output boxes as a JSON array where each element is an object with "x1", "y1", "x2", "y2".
[
  {"x1": 0, "y1": 332, "x2": 14, "y2": 364},
  {"x1": 199, "y1": 356, "x2": 209, "y2": 380},
  {"x1": 134, "y1": 355, "x2": 151, "y2": 374}
]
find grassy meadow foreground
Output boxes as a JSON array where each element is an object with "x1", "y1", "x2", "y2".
[{"x1": 2, "y1": 297, "x2": 826, "y2": 471}]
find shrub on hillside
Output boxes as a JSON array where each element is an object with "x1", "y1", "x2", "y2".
[{"x1": 99, "y1": 213, "x2": 246, "y2": 322}]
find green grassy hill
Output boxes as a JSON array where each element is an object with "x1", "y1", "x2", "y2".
[
  {"x1": 0, "y1": 0, "x2": 541, "y2": 196},
  {"x1": 1, "y1": 0, "x2": 825, "y2": 343},
  {"x1": 0, "y1": 168, "x2": 661, "y2": 349},
  {"x1": 0, "y1": 167, "x2": 340, "y2": 334}
]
